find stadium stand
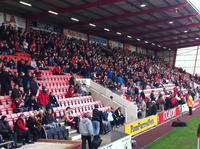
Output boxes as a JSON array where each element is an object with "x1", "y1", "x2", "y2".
[{"x1": 0, "y1": 14, "x2": 200, "y2": 148}]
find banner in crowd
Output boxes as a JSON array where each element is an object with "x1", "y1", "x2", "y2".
[
  {"x1": 0, "y1": 12, "x2": 25, "y2": 28},
  {"x1": 159, "y1": 107, "x2": 180, "y2": 123},
  {"x1": 99, "y1": 134, "x2": 132, "y2": 149},
  {"x1": 124, "y1": 44, "x2": 131, "y2": 51},
  {"x1": 124, "y1": 44, "x2": 136, "y2": 52},
  {"x1": 181, "y1": 104, "x2": 189, "y2": 113},
  {"x1": 125, "y1": 114, "x2": 158, "y2": 136},
  {"x1": 109, "y1": 40, "x2": 123, "y2": 48},
  {"x1": 63, "y1": 29, "x2": 87, "y2": 41},
  {"x1": 193, "y1": 99, "x2": 200, "y2": 108},
  {"x1": 89, "y1": 35, "x2": 107, "y2": 46},
  {"x1": 30, "y1": 20, "x2": 61, "y2": 33}
]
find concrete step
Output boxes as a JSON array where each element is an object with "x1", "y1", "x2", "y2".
[
  {"x1": 69, "y1": 129, "x2": 77, "y2": 135},
  {"x1": 60, "y1": 122, "x2": 65, "y2": 126},
  {"x1": 69, "y1": 133, "x2": 81, "y2": 141},
  {"x1": 65, "y1": 126, "x2": 71, "y2": 130}
]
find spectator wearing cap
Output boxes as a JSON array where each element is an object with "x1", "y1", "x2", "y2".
[
  {"x1": 150, "y1": 101, "x2": 157, "y2": 115},
  {"x1": 37, "y1": 86, "x2": 49, "y2": 111}
]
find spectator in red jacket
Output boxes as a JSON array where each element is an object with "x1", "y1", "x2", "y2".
[
  {"x1": 66, "y1": 85, "x2": 75, "y2": 97},
  {"x1": 34, "y1": 67, "x2": 46, "y2": 80},
  {"x1": 14, "y1": 114, "x2": 33, "y2": 144},
  {"x1": 37, "y1": 86, "x2": 49, "y2": 111},
  {"x1": 52, "y1": 66, "x2": 64, "y2": 75},
  {"x1": 173, "y1": 87, "x2": 177, "y2": 96},
  {"x1": 171, "y1": 95, "x2": 177, "y2": 108}
]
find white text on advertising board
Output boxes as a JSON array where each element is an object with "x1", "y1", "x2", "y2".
[{"x1": 163, "y1": 108, "x2": 176, "y2": 121}]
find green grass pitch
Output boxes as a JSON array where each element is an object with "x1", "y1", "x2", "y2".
[{"x1": 144, "y1": 114, "x2": 200, "y2": 149}]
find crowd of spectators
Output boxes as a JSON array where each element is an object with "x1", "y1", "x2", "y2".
[
  {"x1": 0, "y1": 24, "x2": 196, "y2": 93},
  {"x1": 0, "y1": 24, "x2": 199, "y2": 113},
  {"x1": 137, "y1": 86, "x2": 200, "y2": 119},
  {"x1": 0, "y1": 23, "x2": 200, "y2": 147}
]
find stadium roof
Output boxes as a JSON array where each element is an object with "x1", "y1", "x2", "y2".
[{"x1": 1, "y1": 0, "x2": 200, "y2": 51}]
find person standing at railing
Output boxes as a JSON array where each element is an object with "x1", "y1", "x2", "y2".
[
  {"x1": 140, "y1": 99, "x2": 147, "y2": 118},
  {"x1": 187, "y1": 93, "x2": 194, "y2": 115}
]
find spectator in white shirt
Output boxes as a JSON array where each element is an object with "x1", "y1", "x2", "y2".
[
  {"x1": 104, "y1": 108, "x2": 116, "y2": 128},
  {"x1": 31, "y1": 58, "x2": 37, "y2": 69},
  {"x1": 80, "y1": 83, "x2": 87, "y2": 95}
]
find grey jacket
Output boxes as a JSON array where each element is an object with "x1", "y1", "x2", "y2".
[{"x1": 79, "y1": 118, "x2": 93, "y2": 136}]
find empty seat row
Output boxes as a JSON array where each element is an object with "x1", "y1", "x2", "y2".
[
  {"x1": 15, "y1": 52, "x2": 31, "y2": 57},
  {"x1": 53, "y1": 104, "x2": 107, "y2": 118},
  {"x1": 43, "y1": 75, "x2": 70, "y2": 81},
  {"x1": 39, "y1": 82, "x2": 69, "y2": 88},
  {"x1": 0, "y1": 55, "x2": 31, "y2": 62}
]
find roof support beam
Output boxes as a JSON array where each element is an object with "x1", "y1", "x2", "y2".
[
  {"x1": 145, "y1": 30, "x2": 200, "y2": 41},
  {"x1": 168, "y1": 41, "x2": 200, "y2": 48},
  {"x1": 131, "y1": 22, "x2": 200, "y2": 37},
  {"x1": 171, "y1": 42, "x2": 200, "y2": 49},
  {"x1": 158, "y1": 36, "x2": 200, "y2": 44},
  {"x1": 64, "y1": 2, "x2": 188, "y2": 28},
  {"x1": 28, "y1": 0, "x2": 124, "y2": 19},
  {"x1": 91, "y1": 14, "x2": 197, "y2": 35}
]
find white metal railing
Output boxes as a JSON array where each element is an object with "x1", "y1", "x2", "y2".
[{"x1": 76, "y1": 78, "x2": 138, "y2": 123}]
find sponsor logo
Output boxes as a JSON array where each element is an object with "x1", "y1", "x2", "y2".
[
  {"x1": 163, "y1": 108, "x2": 176, "y2": 121},
  {"x1": 193, "y1": 100, "x2": 200, "y2": 108},
  {"x1": 159, "y1": 107, "x2": 179, "y2": 123},
  {"x1": 125, "y1": 114, "x2": 158, "y2": 136},
  {"x1": 130, "y1": 119, "x2": 154, "y2": 133}
]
